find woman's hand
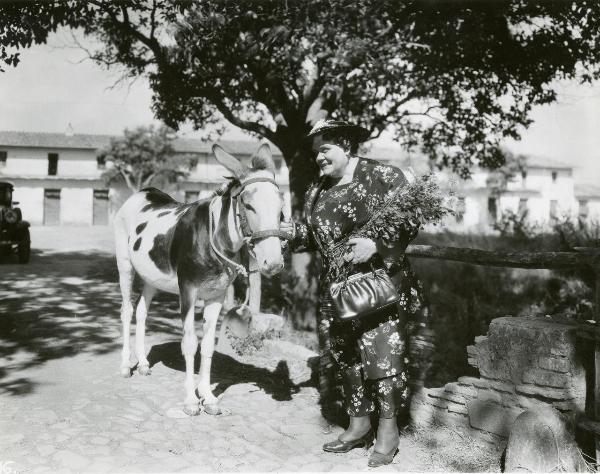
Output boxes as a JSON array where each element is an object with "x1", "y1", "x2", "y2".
[
  {"x1": 346, "y1": 237, "x2": 377, "y2": 264},
  {"x1": 279, "y1": 220, "x2": 295, "y2": 238}
]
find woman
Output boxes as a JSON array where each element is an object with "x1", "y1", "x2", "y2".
[{"x1": 282, "y1": 119, "x2": 427, "y2": 468}]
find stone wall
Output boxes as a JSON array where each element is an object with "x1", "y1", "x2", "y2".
[{"x1": 410, "y1": 315, "x2": 587, "y2": 442}]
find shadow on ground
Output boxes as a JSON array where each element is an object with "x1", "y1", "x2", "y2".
[
  {"x1": 0, "y1": 249, "x2": 182, "y2": 396},
  {"x1": 147, "y1": 341, "x2": 318, "y2": 402}
]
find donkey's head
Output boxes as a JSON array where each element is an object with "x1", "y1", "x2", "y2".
[{"x1": 213, "y1": 143, "x2": 285, "y2": 277}]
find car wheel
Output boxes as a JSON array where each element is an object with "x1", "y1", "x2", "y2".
[{"x1": 18, "y1": 229, "x2": 30, "y2": 264}]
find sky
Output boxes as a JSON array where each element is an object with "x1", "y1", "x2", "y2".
[{"x1": 1, "y1": 30, "x2": 599, "y2": 185}]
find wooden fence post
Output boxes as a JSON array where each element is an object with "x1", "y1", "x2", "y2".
[
  {"x1": 574, "y1": 247, "x2": 600, "y2": 464},
  {"x1": 595, "y1": 267, "x2": 600, "y2": 464}
]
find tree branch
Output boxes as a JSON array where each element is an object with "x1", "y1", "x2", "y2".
[
  {"x1": 142, "y1": 173, "x2": 156, "y2": 187},
  {"x1": 209, "y1": 95, "x2": 280, "y2": 145},
  {"x1": 118, "y1": 167, "x2": 136, "y2": 192},
  {"x1": 89, "y1": 0, "x2": 166, "y2": 66}
]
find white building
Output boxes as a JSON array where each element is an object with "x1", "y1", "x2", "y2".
[
  {"x1": 443, "y1": 156, "x2": 583, "y2": 233},
  {"x1": 1, "y1": 129, "x2": 597, "y2": 231},
  {"x1": 0, "y1": 131, "x2": 290, "y2": 226}
]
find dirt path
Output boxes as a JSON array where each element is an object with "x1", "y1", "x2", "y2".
[{"x1": 0, "y1": 227, "x2": 500, "y2": 473}]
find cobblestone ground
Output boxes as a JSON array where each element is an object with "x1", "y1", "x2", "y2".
[{"x1": 0, "y1": 227, "x2": 500, "y2": 473}]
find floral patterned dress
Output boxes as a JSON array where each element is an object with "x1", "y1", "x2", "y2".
[{"x1": 292, "y1": 157, "x2": 430, "y2": 418}]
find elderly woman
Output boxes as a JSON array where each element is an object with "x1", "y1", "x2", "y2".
[{"x1": 282, "y1": 119, "x2": 427, "y2": 468}]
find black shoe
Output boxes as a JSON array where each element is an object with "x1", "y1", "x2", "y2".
[
  {"x1": 322, "y1": 431, "x2": 373, "y2": 453},
  {"x1": 367, "y1": 446, "x2": 398, "y2": 467}
]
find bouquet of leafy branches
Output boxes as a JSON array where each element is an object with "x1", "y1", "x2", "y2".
[{"x1": 359, "y1": 174, "x2": 454, "y2": 242}]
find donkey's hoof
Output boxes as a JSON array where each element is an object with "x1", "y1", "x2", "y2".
[
  {"x1": 120, "y1": 367, "x2": 132, "y2": 378},
  {"x1": 137, "y1": 364, "x2": 151, "y2": 376},
  {"x1": 183, "y1": 403, "x2": 201, "y2": 416},
  {"x1": 204, "y1": 403, "x2": 225, "y2": 416}
]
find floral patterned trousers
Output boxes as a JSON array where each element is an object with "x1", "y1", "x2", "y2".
[{"x1": 319, "y1": 292, "x2": 410, "y2": 419}]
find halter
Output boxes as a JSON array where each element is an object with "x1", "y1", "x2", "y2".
[
  {"x1": 230, "y1": 176, "x2": 292, "y2": 243},
  {"x1": 208, "y1": 175, "x2": 292, "y2": 277}
]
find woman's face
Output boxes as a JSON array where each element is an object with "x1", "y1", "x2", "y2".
[{"x1": 311, "y1": 134, "x2": 349, "y2": 178}]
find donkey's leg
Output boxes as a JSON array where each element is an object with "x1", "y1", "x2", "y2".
[
  {"x1": 180, "y1": 285, "x2": 200, "y2": 416},
  {"x1": 115, "y1": 221, "x2": 135, "y2": 378},
  {"x1": 135, "y1": 283, "x2": 157, "y2": 376},
  {"x1": 197, "y1": 298, "x2": 223, "y2": 413}
]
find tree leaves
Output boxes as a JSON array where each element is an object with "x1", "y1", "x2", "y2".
[
  {"x1": 98, "y1": 124, "x2": 197, "y2": 192},
  {"x1": 3, "y1": 0, "x2": 600, "y2": 207}
]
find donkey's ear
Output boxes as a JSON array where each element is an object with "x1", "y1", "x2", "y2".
[
  {"x1": 252, "y1": 143, "x2": 276, "y2": 173},
  {"x1": 212, "y1": 144, "x2": 248, "y2": 179}
]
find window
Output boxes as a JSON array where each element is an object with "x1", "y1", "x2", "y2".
[
  {"x1": 96, "y1": 155, "x2": 106, "y2": 170},
  {"x1": 518, "y1": 198, "x2": 528, "y2": 216},
  {"x1": 48, "y1": 153, "x2": 59, "y2": 176},
  {"x1": 550, "y1": 200, "x2": 558, "y2": 220},
  {"x1": 0, "y1": 151, "x2": 6, "y2": 168},
  {"x1": 579, "y1": 200, "x2": 589, "y2": 219},
  {"x1": 488, "y1": 197, "x2": 497, "y2": 223},
  {"x1": 551, "y1": 171, "x2": 558, "y2": 183},
  {"x1": 456, "y1": 197, "x2": 466, "y2": 224}
]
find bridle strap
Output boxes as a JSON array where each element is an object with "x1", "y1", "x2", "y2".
[
  {"x1": 208, "y1": 196, "x2": 248, "y2": 277},
  {"x1": 232, "y1": 176, "x2": 293, "y2": 243},
  {"x1": 207, "y1": 175, "x2": 291, "y2": 276}
]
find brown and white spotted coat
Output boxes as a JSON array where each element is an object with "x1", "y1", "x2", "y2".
[{"x1": 113, "y1": 144, "x2": 284, "y2": 415}]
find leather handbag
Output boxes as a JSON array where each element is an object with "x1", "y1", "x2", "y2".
[{"x1": 328, "y1": 266, "x2": 400, "y2": 321}]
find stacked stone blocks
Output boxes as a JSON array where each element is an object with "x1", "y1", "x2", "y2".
[{"x1": 410, "y1": 316, "x2": 586, "y2": 441}]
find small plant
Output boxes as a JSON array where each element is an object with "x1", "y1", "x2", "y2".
[{"x1": 493, "y1": 209, "x2": 540, "y2": 240}]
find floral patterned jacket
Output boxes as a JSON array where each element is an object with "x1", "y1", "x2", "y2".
[{"x1": 292, "y1": 157, "x2": 419, "y2": 284}]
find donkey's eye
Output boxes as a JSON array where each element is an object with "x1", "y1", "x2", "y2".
[{"x1": 244, "y1": 203, "x2": 256, "y2": 213}]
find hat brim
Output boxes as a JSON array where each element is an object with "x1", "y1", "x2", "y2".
[{"x1": 306, "y1": 124, "x2": 371, "y2": 143}]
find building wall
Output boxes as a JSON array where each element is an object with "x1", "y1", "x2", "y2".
[
  {"x1": 443, "y1": 165, "x2": 580, "y2": 233},
  {"x1": 1, "y1": 146, "x2": 100, "y2": 177},
  {"x1": 0, "y1": 139, "x2": 587, "y2": 231}
]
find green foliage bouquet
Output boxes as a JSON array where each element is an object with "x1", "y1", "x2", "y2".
[{"x1": 360, "y1": 174, "x2": 454, "y2": 243}]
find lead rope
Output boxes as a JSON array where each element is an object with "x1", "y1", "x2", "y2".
[{"x1": 208, "y1": 196, "x2": 248, "y2": 278}]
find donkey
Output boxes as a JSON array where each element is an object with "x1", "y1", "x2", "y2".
[{"x1": 113, "y1": 143, "x2": 286, "y2": 415}]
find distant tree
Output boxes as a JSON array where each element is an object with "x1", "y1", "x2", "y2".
[
  {"x1": 2, "y1": 1, "x2": 600, "y2": 211},
  {"x1": 99, "y1": 125, "x2": 197, "y2": 192},
  {"x1": 486, "y1": 150, "x2": 527, "y2": 197}
]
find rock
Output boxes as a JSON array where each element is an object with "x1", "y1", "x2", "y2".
[
  {"x1": 250, "y1": 312, "x2": 286, "y2": 333},
  {"x1": 522, "y1": 368, "x2": 568, "y2": 388},
  {"x1": 505, "y1": 407, "x2": 587, "y2": 472},
  {"x1": 538, "y1": 356, "x2": 571, "y2": 373},
  {"x1": 165, "y1": 407, "x2": 189, "y2": 419},
  {"x1": 467, "y1": 400, "x2": 522, "y2": 438},
  {"x1": 53, "y1": 450, "x2": 89, "y2": 470},
  {"x1": 36, "y1": 444, "x2": 56, "y2": 457},
  {"x1": 515, "y1": 384, "x2": 571, "y2": 400}
]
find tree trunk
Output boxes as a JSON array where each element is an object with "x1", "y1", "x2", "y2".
[{"x1": 283, "y1": 142, "x2": 320, "y2": 331}]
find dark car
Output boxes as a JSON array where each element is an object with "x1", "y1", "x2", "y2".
[{"x1": 0, "y1": 181, "x2": 30, "y2": 263}]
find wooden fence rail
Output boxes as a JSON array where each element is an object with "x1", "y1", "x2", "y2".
[{"x1": 405, "y1": 244, "x2": 591, "y2": 269}]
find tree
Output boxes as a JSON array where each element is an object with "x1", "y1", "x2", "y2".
[
  {"x1": 99, "y1": 124, "x2": 197, "y2": 192},
  {"x1": 3, "y1": 0, "x2": 600, "y2": 328},
  {"x1": 486, "y1": 150, "x2": 526, "y2": 197},
  {"x1": 2, "y1": 1, "x2": 600, "y2": 211}
]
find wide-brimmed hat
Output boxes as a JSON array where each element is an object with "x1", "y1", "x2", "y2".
[{"x1": 306, "y1": 119, "x2": 370, "y2": 143}]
